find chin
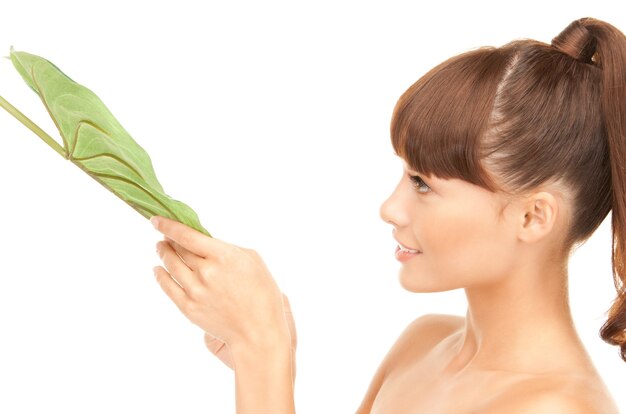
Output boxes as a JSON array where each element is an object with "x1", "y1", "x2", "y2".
[{"x1": 398, "y1": 269, "x2": 457, "y2": 293}]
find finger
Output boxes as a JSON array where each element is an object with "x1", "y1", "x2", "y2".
[
  {"x1": 151, "y1": 215, "x2": 232, "y2": 259},
  {"x1": 153, "y1": 266, "x2": 189, "y2": 312},
  {"x1": 164, "y1": 236, "x2": 204, "y2": 271},
  {"x1": 156, "y1": 240, "x2": 196, "y2": 290}
]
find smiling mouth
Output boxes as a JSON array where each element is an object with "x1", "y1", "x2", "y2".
[{"x1": 398, "y1": 243, "x2": 421, "y2": 254}]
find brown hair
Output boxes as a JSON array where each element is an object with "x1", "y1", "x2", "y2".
[{"x1": 390, "y1": 17, "x2": 626, "y2": 362}]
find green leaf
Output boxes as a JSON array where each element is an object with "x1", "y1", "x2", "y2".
[{"x1": 1, "y1": 48, "x2": 211, "y2": 237}]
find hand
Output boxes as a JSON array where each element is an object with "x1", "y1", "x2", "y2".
[
  {"x1": 204, "y1": 293, "x2": 297, "y2": 381},
  {"x1": 151, "y1": 215, "x2": 292, "y2": 358}
]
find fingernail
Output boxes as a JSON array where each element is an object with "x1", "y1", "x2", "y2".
[{"x1": 150, "y1": 216, "x2": 159, "y2": 229}]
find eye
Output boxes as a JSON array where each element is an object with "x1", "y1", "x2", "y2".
[{"x1": 409, "y1": 174, "x2": 431, "y2": 193}]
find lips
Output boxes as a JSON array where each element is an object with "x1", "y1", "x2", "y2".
[
  {"x1": 392, "y1": 230, "x2": 422, "y2": 252},
  {"x1": 398, "y1": 243, "x2": 420, "y2": 253},
  {"x1": 393, "y1": 236, "x2": 421, "y2": 253}
]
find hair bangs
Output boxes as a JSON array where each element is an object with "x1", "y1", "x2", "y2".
[{"x1": 390, "y1": 46, "x2": 515, "y2": 191}]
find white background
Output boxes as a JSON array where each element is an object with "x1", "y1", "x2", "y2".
[{"x1": 0, "y1": 1, "x2": 624, "y2": 412}]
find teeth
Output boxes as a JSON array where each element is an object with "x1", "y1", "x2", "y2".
[{"x1": 399, "y1": 243, "x2": 419, "y2": 254}]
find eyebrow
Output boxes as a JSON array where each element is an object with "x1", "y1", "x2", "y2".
[{"x1": 403, "y1": 164, "x2": 438, "y2": 184}]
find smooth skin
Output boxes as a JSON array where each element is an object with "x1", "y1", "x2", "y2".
[
  {"x1": 150, "y1": 154, "x2": 619, "y2": 413},
  {"x1": 151, "y1": 215, "x2": 296, "y2": 413},
  {"x1": 366, "y1": 157, "x2": 619, "y2": 413}
]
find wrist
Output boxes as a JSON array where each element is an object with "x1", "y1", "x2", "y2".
[
  {"x1": 231, "y1": 320, "x2": 292, "y2": 358},
  {"x1": 230, "y1": 327, "x2": 292, "y2": 366},
  {"x1": 230, "y1": 330, "x2": 295, "y2": 414}
]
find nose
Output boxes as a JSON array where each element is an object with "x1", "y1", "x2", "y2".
[{"x1": 379, "y1": 179, "x2": 405, "y2": 227}]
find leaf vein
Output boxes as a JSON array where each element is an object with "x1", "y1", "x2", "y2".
[
  {"x1": 70, "y1": 119, "x2": 112, "y2": 160},
  {"x1": 72, "y1": 152, "x2": 144, "y2": 182},
  {"x1": 30, "y1": 65, "x2": 69, "y2": 157},
  {"x1": 92, "y1": 172, "x2": 177, "y2": 218}
]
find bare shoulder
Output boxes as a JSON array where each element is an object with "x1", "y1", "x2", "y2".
[
  {"x1": 379, "y1": 312, "x2": 465, "y2": 367},
  {"x1": 483, "y1": 375, "x2": 619, "y2": 414},
  {"x1": 355, "y1": 313, "x2": 464, "y2": 414},
  {"x1": 407, "y1": 312, "x2": 466, "y2": 334},
  {"x1": 390, "y1": 313, "x2": 465, "y2": 362}
]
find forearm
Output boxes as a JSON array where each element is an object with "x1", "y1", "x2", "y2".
[{"x1": 231, "y1": 337, "x2": 296, "y2": 413}]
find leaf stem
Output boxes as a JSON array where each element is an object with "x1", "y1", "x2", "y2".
[{"x1": 0, "y1": 94, "x2": 66, "y2": 158}]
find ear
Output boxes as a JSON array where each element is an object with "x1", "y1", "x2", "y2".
[{"x1": 517, "y1": 191, "x2": 560, "y2": 243}]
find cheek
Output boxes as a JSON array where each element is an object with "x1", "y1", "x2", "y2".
[
  {"x1": 424, "y1": 203, "x2": 493, "y2": 257},
  {"x1": 399, "y1": 205, "x2": 513, "y2": 292}
]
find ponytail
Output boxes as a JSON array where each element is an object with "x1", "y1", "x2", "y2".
[
  {"x1": 392, "y1": 16, "x2": 626, "y2": 362},
  {"x1": 554, "y1": 18, "x2": 626, "y2": 361}
]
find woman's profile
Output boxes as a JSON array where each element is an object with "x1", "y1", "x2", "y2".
[{"x1": 151, "y1": 16, "x2": 625, "y2": 413}]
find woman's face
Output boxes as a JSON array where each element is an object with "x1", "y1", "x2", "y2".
[{"x1": 379, "y1": 157, "x2": 520, "y2": 293}]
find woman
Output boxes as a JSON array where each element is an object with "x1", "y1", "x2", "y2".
[{"x1": 150, "y1": 16, "x2": 624, "y2": 413}]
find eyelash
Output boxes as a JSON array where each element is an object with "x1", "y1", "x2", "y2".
[{"x1": 409, "y1": 174, "x2": 431, "y2": 193}]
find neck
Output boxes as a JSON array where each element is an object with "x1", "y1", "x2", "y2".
[{"x1": 444, "y1": 258, "x2": 593, "y2": 376}]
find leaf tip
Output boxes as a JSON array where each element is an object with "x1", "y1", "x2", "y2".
[{"x1": 4, "y1": 45, "x2": 14, "y2": 59}]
